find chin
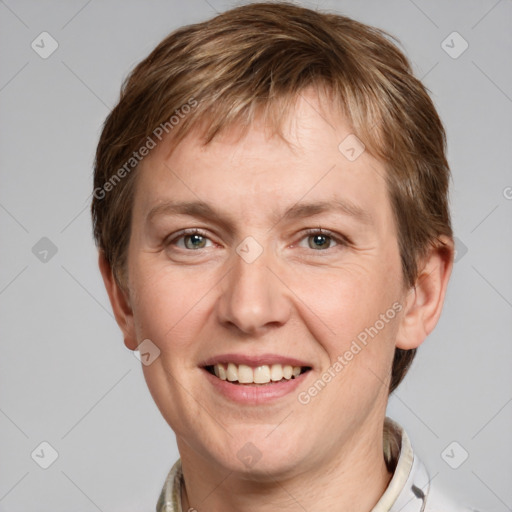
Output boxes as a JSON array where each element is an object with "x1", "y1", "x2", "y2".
[{"x1": 208, "y1": 431, "x2": 307, "y2": 480}]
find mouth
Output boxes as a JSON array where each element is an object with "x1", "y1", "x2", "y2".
[{"x1": 204, "y1": 363, "x2": 312, "y2": 385}]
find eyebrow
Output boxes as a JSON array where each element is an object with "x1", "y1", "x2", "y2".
[{"x1": 146, "y1": 198, "x2": 373, "y2": 229}]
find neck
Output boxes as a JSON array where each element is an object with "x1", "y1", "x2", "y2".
[{"x1": 178, "y1": 420, "x2": 393, "y2": 512}]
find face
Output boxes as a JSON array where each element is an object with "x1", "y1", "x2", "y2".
[{"x1": 122, "y1": 90, "x2": 410, "y2": 478}]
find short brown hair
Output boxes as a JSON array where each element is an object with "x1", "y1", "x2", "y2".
[{"x1": 92, "y1": 1, "x2": 452, "y2": 393}]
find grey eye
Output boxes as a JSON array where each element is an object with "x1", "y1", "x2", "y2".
[
  {"x1": 184, "y1": 234, "x2": 207, "y2": 249},
  {"x1": 307, "y1": 234, "x2": 333, "y2": 250}
]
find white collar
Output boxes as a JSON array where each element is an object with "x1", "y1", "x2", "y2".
[
  {"x1": 156, "y1": 417, "x2": 431, "y2": 512},
  {"x1": 377, "y1": 417, "x2": 431, "y2": 511}
]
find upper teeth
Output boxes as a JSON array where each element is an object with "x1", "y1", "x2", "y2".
[{"x1": 212, "y1": 363, "x2": 302, "y2": 384}]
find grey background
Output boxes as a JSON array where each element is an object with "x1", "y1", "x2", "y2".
[{"x1": 0, "y1": 0, "x2": 511, "y2": 510}]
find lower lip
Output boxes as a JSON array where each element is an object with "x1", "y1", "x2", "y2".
[{"x1": 202, "y1": 368, "x2": 309, "y2": 404}]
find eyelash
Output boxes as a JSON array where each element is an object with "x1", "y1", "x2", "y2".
[{"x1": 166, "y1": 227, "x2": 348, "y2": 251}]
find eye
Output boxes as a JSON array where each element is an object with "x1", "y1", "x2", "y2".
[
  {"x1": 170, "y1": 230, "x2": 214, "y2": 250},
  {"x1": 297, "y1": 229, "x2": 345, "y2": 251}
]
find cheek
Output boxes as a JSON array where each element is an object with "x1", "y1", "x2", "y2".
[
  {"x1": 129, "y1": 258, "x2": 216, "y2": 355},
  {"x1": 288, "y1": 256, "x2": 402, "y2": 361},
  {"x1": 297, "y1": 267, "x2": 398, "y2": 328}
]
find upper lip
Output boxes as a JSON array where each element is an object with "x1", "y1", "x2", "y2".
[{"x1": 199, "y1": 353, "x2": 312, "y2": 368}]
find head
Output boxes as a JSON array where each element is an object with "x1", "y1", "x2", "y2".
[{"x1": 93, "y1": 2, "x2": 453, "y2": 476}]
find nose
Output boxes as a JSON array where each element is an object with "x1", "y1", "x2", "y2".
[{"x1": 215, "y1": 247, "x2": 291, "y2": 335}]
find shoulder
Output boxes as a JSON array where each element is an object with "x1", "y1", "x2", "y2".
[
  {"x1": 384, "y1": 418, "x2": 481, "y2": 512},
  {"x1": 390, "y1": 452, "x2": 477, "y2": 512},
  {"x1": 425, "y1": 483, "x2": 482, "y2": 512}
]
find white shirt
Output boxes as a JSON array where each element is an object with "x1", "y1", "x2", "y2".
[{"x1": 156, "y1": 417, "x2": 477, "y2": 512}]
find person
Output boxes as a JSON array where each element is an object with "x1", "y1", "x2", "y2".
[{"x1": 91, "y1": 2, "x2": 477, "y2": 510}]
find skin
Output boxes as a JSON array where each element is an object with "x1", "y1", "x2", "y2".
[{"x1": 100, "y1": 88, "x2": 453, "y2": 512}]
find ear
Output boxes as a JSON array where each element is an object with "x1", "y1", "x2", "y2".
[
  {"x1": 98, "y1": 251, "x2": 138, "y2": 351},
  {"x1": 396, "y1": 236, "x2": 454, "y2": 350}
]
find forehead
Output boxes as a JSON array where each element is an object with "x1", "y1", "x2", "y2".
[{"x1": 135, "y1": 90, "x2": 392, "y2": 230}]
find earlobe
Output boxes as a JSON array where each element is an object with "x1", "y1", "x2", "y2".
[
  {"x1": 395, "y1": 237, "x2": 454, "y2": 350},
  {"x1": 98, "y1": 252, "x2": 138, "y2": 351}
]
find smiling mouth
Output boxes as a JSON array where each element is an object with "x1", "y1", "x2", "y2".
[{"x1": 204, "y1": 363, "x2": 312, "y2": 385}]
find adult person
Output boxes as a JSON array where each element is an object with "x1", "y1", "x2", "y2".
[{"x1": 92, "y1": 3, "x2": 476, "y2": 510}]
